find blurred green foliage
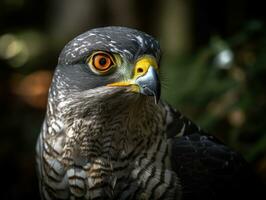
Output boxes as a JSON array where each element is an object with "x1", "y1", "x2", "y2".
[{"x1": 163, "y1": 21, "x2": 266, "y2": 165}]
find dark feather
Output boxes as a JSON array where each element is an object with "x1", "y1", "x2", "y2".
[{"x1": 166, "y1": 107, "x2": 263, "y2": 200}]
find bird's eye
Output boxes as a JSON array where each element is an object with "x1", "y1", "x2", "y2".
[{"x1": 90, "y1": 52, "x2": 114, "y2": 73}]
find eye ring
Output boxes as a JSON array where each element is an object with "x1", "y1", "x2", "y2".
[{"x1": 89, "y1": 52, "x2": 115, "y2": 74}]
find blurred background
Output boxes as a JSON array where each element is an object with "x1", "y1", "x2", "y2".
[{"x1": 0, "y1": 0, "x2": 266, "y2": 198}]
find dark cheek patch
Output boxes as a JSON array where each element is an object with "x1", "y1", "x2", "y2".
[{"x1": 57, "y1": 64, "x2": 120, "y2": 92}]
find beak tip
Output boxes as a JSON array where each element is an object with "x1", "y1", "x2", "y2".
[
  {"x1": 136, "y1": 66, "x2": 161, "y2": 104},
  {"x1": 155, "y1": 90, "x2": 161, "y2": 104},
  {"x1": 140, "y1": 85, "x2": 160, "y2": 104}
]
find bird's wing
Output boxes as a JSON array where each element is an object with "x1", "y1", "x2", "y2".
[{"x1": 163, "y1": 103, "x2": 258, "y2": 200}]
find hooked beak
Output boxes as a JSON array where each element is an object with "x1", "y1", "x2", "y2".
[
  {"x1": 135, "y1": 66, "x2": 161, "y2": 103},
  {"x1": 107, "y1": 55, "x2": 161, "y2": 103}
]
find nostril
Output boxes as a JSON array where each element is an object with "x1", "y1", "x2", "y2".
[{"x1": 137, "y1": 68, "x2": 144, "y2": 73}]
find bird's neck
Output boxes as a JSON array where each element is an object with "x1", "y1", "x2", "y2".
[
  {"x1": 47, "y1": 90, "x2": 168, "y2": 160},
  {"x1": 63, "y1": 97, "x2": 167, "y2": 159}
]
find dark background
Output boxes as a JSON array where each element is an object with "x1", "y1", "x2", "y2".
[{"x1": 0, "y1": 0, "x2": 266, "y2": 199}]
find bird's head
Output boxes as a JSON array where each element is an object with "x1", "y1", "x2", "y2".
[
  {"x1": 46, "y1": 27, "x2": 166, "y2": 163},
  {"x1": 49, "y1": 26, "x2": 162, "y2": 115}
]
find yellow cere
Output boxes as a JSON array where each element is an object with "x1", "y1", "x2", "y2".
[{"x1": 134, "y1": 55, "x2": 159, "y2": 80}]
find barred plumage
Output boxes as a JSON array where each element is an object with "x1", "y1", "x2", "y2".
[{"x1": 36, "y1": 27, "x2": 252, "y2": 200}]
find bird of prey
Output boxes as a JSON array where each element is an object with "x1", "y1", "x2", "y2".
[{"x1": 36, "y1": 26, "x2": 255, "y2": 200}]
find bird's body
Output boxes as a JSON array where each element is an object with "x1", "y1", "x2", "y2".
[
  {"x1": 37, "y1": 87, "x2": 181, "y2": 199},
  {"x1": 36, "y1": 27, "x2": 253, "y2": 200}
]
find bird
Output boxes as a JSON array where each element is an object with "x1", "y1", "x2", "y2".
[{"x1": 36, "y1": 26, "x2": 258, "y2": 200}]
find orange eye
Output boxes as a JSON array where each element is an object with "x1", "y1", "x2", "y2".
[{"x1": 92, "y1": 53, "x2": 114, "y2": 72}]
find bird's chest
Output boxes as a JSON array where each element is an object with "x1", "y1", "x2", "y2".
[
  {"x1": 60, "y1": 147, "x2": 180, "y2": 200},
  {"x1": 42, "y1": 109, "x2": 180, "y2": 199},
  {"x1": 42, "y1": 132, "x2": 180, "y2": 199}
]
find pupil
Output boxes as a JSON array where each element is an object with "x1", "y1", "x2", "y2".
[{"x1": 99, "y1": 58, "x2": 107, "y2": 65}]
